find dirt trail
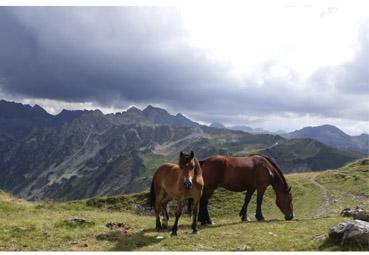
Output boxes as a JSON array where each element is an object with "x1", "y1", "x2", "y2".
[{"x1": 310, "y1": 176, "x2": 330, "y2": 218}]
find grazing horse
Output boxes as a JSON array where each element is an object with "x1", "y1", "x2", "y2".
[
  {"x1": 196, "y1": 154, "x2": 293, "y2": 225},
  {"x1": 150, "y1": 151, "x2": 204, "y2": 236}
]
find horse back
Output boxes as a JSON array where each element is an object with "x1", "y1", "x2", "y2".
[
  {"x1": 200, "y1": 155, "x2": 228, "y2": 189},
  {"x1": 153, "y1": 163, "x2": 179, "y2": 182},
  {"x1": 201, "y1": 155, "x2": 274, "y2": 191}
]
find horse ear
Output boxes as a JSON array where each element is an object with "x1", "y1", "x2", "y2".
[
  {"x1": 190, "y1": 151, "x2": 194, "y2": 158},
  {"x1": 180, "y1": 151, "x2": 184, "y2": 157},
  {"x1": 288, "y1": 186, "x2": 292, "y2": 192}
]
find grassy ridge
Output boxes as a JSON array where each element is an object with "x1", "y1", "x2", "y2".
[{"x1": 0, "y1": 158, "x2": 368, "y2": 251}]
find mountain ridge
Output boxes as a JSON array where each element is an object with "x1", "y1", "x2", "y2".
[
  {"x1": 0, "y1": 100, "x2": 365, "y2": 200},
  {"x1": 283, "y1": 124, "x2": 369, "y2": 154}
]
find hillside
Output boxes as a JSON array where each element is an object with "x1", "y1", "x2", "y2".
[
  {"x1": 0, "y1": 158, "x2": 368, "y2": 251},
  {"x1": 283, "y1": 124, "x2": 369, "y2": 154},
  {"x1": 0, "y1": 100, "x2": 365, "y2": 200}
]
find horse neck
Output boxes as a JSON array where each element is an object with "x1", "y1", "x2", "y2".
[{"x1": 271, "y1": 173, "x2": 287, "y2": 198}]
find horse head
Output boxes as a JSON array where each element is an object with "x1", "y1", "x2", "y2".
[
  {"x1": 179, "y1": 151, "x2": 199, "y2": 190},
  {"x1": 276, "y1": 185, "x2": 294, "y2": 220}
]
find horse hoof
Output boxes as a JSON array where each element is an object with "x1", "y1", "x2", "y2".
[
  {"x1": 256, "y1": 217, "x2": 265, "y2": 221},
  {"x1": 192, "y1": 230, "x2": 199, "y2": 234},
  {"x1": 241, "y1": 216, "x2": 250, "y2": 222},
  {"x1": 171, "y1": 232, "x2": 177, "y2": 237}
]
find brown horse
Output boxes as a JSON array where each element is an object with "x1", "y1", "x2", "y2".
[
  {"x1": 196, "y1": 154, "x2": 293, "y2": 225},
  {"x1": 150, "y1": 151, "x2": 204, "y2": 236}
]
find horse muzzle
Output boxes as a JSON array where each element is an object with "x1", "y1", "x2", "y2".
[
  {"x1": 184, "y1": 180, "x2": 193, "y2": 189},
  {"x1": 285, "y1": 214, "x2": 293, "y2": 221}
]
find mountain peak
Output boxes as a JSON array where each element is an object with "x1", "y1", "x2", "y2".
[
  {"x1": 127, "y1": 106, "x2": 142, "y2": 113},
  {"x1": 210, "y1": 122, "x2": 226, "y2": 129},
  {"x1": 284, "y1": 124, "x2": 367, "y2": 154},
  {"x1": 143, "y1": 105, "x2": 169, "y2": 115}
]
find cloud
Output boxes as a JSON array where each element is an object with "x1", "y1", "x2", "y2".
[
  {"x1": 0, "y1": 7, "x2": 368, "y2": 134},
  {"x1": 0, "y1": 7, "x2": 231, "y2": 104}
]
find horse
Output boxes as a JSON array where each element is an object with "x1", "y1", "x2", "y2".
[
  {"x1": 150, "y1": 151, "x2": 204, "y2": 236},
  {"x1": 195, "y1": 154, "x2": 293, "y2": 225}
]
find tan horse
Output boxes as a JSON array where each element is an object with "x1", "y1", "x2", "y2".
[{"x1": 150, "y1": 151, "x2": 204, "y2": 236}]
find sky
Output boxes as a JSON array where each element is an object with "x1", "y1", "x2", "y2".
[{"x1": 0, "y1": 1, "x2": 368, "y2": 135}]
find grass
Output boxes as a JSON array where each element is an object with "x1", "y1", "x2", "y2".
[
  {"x1": 0, "y1": 157, "x2": 368, "y2": 251},
  {"x1": 316, "y1": 158, "x2": 369, "y2": 196}
]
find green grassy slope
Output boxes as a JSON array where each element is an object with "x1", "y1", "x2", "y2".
[{"x1": 0, "y1": 158, "x2": 368, "y2": 251}]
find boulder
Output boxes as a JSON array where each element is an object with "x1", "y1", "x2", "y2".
[
  {"x1": 328, "y1": 220, "x2": 369, "y2": 246},
  {"x1": 341, "y1": 207, "x2": 364, "y2": 217},
  {"x1": 354, "y1": 211, "x2": 369, "y2": 222},
  {"x1": 64, "y1": 217, "x2": 94, "y2": 226}
]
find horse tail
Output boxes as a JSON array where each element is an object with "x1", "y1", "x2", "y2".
[
  {"x1": 149, "y1": 178, "x2": 156, "y2": 209},
  {"x1": 259, "y1": 154, "x2": 288, "y2": 189}
]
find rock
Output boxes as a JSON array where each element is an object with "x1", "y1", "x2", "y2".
[
  {"x1": 331, "y1": 245, "x2": 341, "y2": 251},
  {"x1": 311, "y1": 233, "x2": 325, "y2": 240},
  {"x1": 42, "y1": 232, "x2": 49, "y2": 237},
  {"x1": 234, "y1": 244, "x2": 251, "y2": 251},
  {"x1": 70, "y1": 241, "x2": 80, "y2": 245},
  {"x1": 14, "y1": 226, "x2": 28, "y2": 232},
  {"x1": 341, "y1": 207, "x2": 364, "y2": 217},
  {"x1": 106, "y1": 222, "x2": 130, "y2": 230},
  {"x1": 328, "y1": 219, "x2": 369, "y2": 246},
  {"x1": 156, "y1": 236, "x2": 165, "y2": 240},
  {"x1": 353, "y1": 211, "x2": 369, "y2": 222},
  {"x1": 268, "y1": 232, "x2": 277, "y2": 237},
  {"x1": 64, "y1": 217, "x2": 93, "y2": 226}
]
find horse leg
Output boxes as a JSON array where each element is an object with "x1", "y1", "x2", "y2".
[
  {"x1": 204, "y1": 189, "x2": 214, "y2": 225},
  {"x1": 199, "y1": 195, "x2": 212, "y2": 225},
  {"x1": 198, "y1": 195, "x2": 206, "y2": 225},
  {"x1": 161, "y1": 202, "x2": 169, "y2": 229},
  {"x1": 199, "y1": 188, "x2": 214, "y2": 225},
  {"x1": 239, "y1": 189, "x2": 255, "y2": 221},
  {"x1": 171, "y1": 200, "x2": 183, "y2": 236},
  {"x1": 255, "y1": 186, "x2": 267, "y2": 221},
  {"x1": 187, "y1": 198, "x2": 193, "y2": 214},
  {"x1": 191, "y1": 198, "x2": 200, "y2": 233},
  {"x1": 154, "y1": 197, "x2": 163, "y2": 231}
]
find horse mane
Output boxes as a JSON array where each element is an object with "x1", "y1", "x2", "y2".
[
  {"x1": 194, "y1": 157, "x2": 201, "y2": 176},
  {"x1": 256, "y1": 154, "x2": 289, "y2": 191},
  {"x1": 179, "y1": 153, "x2": 202, "y2": 176}
]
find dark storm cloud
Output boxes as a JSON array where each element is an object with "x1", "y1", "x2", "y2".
[
  {"x1": 0, "y1": 7, "x2": 231, "y2": 105},
  {"x1": 0, "y1": 7, "x2": 368, "y2": 125}
]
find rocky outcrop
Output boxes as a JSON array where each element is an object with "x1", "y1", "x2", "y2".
[
  {"x1": 341, "y1": 207, "x2": 365, "y2": 217},
  {"x1": 341, "y1": 207, "x2": 369, "y2": 222},
  {"x1": 354, "y1": 211, "x2": 369, "y2": 222},
  {"x1": 328, "y1": 220, "x2": 369, "y2": 246}
]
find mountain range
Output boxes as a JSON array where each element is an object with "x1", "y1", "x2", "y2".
[
  {"x1": 0, "y1": 100, "x2": 365, "y2": 200},
  {"x1": 209, "y1": 120, "x2": 368, "y2": 154},
  {"x1": 282, "y1": 124, "x2": 368, "y2": 154}
]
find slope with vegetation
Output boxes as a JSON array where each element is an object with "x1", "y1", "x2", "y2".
[
  {"x1": 0, "y1": 100, "x2": 364, "y2": 200},
  {"x1": 0, "y1": 158, "x2": 368, "y2": 251}
]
